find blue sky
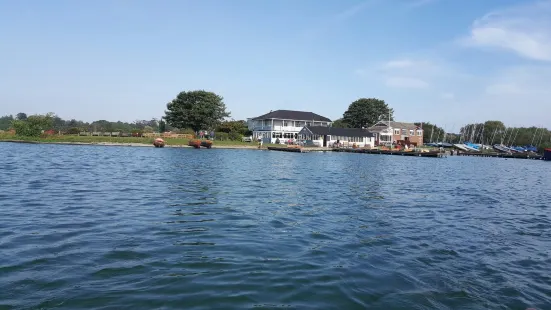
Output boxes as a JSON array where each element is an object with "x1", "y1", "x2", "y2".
[{"x1": 1, "y1": 0, "x2": 549, "y2": 130}]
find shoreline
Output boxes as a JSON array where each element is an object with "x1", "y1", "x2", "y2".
[{"x1": 0, "y1": 139, "x2": 262, "y2": 149}]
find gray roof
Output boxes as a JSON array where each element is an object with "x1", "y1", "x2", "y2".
[
  {"x1": 368, "y1": 121, "x2": 420, "y2": 132},
  {"x1": 301, "y1": 126, "x2": 374, "y2": 138},
  {"x1": 252, "y1": 110, "x2": 331, "y2": 122}
]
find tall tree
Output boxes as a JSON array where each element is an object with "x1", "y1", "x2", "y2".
[
  {"x1": 0, "y1": 115, "x2": 14, "y2": 130},
  {"x1": 16, "y1": 113, "x2": 27, "y2": 120},
  {"x1": 331, "y1": 118, "x2": 350, "y2": 128},
  {"x1": 342, "y1": 98, "x2": 393, "y2": 128},
  {"x1": 216, "y1": 120, "x2": 249, "y2": 135},
  {"x1": 164, "y1": 90, "x2": 230, "y2": 132}
]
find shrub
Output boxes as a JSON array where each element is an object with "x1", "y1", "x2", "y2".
[
  {"x1": 228, "y1": 132, "x2": 242, "y2": 141},
  {"x1": 65, "y1": 127, "x2": 81, "y2": 135},
  {"x1": 215, "y1": 132, "x2": 229, "y2": 141}
]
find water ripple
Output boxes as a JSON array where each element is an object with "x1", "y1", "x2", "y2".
[{"x1": 0, "y1": 143, "x2": 550, "y2": 309}]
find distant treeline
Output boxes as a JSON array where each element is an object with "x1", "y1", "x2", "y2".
[
  {"x1": 418, "y1": 120, "x2": 551, "y2": 150},
  {"x1": 0, "y1": 112, "x2": 251, "y2": 140},
  {"x1": 0, "y1": 113, "x2": 164, "y2": 133}
]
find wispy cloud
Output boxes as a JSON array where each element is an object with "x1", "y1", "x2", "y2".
[
  {"x1": 354, "y1": 1, "x2": 551, "y2": 127},
  {"x1": 461, "y1": 1, "x2": 551, "y2": 61},
  {"x1": 334, "y1": 0, "x2": 379, "y2": 22},
  {"x1": 300, "y1": 0, "x2": 380, "y2": 40}
]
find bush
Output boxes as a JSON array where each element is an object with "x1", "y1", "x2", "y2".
[
  {"x1": 215, "y1": 132, "x2": 229, "y2": 140},
  {"x1": 65, "y1": 127, "x2": 81, "y2": 135},
  {"x1": 228, "y1": 132, "x2": 242, "y2": 141}
]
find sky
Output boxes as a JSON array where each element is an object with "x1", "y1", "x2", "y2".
[{"x1": 1, "y1": 0, "x2": 550, "y2": 131}]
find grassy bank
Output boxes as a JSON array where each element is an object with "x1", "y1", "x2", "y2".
[{"x1": 0, "y1": 133, "x2": 259, "y2": 147}]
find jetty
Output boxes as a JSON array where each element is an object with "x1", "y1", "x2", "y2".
[
  {"x1": 267, "y1": 146, "x2": 444, "y2": 157},
  {"x1": 457, "y1": 152, "x2": 542, "y2": 160},
  {"x1": 332, "y1": 148, "x2": 445, "y2": 158},
  {"x1": 267, "y1": 146, "x2": 327, "y2": 153}
]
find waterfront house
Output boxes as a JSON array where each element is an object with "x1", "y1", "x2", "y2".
[
  {"x1": 368, "y1": 121, "x2": 423, "y2": 146},
  {"x1": 298, "y1": 126, "x2": 375, "y2": 148},
  {"x1": 247, "y1": 110, "x2": 332, "y2": 144}
]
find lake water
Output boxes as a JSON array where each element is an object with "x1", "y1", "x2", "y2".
[{"x1": 1, "y1": 142, "x2": 550, "y2": 309}]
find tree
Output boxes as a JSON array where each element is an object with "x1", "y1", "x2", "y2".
[
  {"x1": 0, "y1": 115, "x2": 14, "y2": 130},
  {"x1": 331, "y1": 118, "x2": 349, "y2": 128},
  {"x1": 165, "y1": 90, "x2": 230, "y2": 132},
  {"x1": 159, "y1": 119, "x2": 166, "y2": 133},
  {"x1": 12, "y1": 113, "x2": 54, "y2": 136},
  {"x1": 216, "y1": 120, "x2": 248, "y2": 135},
  {"x1": 16, "y1": 113, "x2": 27, "y2": 120},
  {"x1": 342, "y1": 98, "x2": 393, "y2": 128},
  {"x1": 415, "y1": 122, "x2": 446, "y2": 143}
]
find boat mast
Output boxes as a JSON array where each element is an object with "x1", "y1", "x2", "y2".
[
  {"x1": 501, "y1": 127, "x2": 508, "y2": 145},
  {"x1": 530, "y1": 127, "x2": 540, "y2": 146},
  {"x1": 490, "y1": 127, "x2": 498, "y2": 145}
]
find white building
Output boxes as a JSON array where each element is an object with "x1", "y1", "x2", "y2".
[
  {"x1": 298, "y1": 126, "x2": 375, "y2": 148},
  {"x1": 247, "y1": 110, "x2": 332, "y2": 144}
]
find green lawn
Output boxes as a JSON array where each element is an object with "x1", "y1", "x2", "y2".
[{"x1": 0, "y1": 133, "x2": 261, "y2": 147}]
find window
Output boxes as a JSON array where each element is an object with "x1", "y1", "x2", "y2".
[
  {"x1": 409, "y1": 129, "x2": 414, "y2": 136},
  {"x1": 402, "y1": 129, "x2": 407, "y2": 135},
  {"x1": 417, "y1": 130, "x2": 422, "y2": 136},
  {"x1": 306, "y1": 122, "x2": 312, "y2": 127},
  {"x1": 394, "y1": 129, "x2": 400, "y2": 135},
  {"x1": 283, "y1": 121, "x2": 288, "y2": 127}
]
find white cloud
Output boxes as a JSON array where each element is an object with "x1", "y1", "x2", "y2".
[
  {"x1": 463, "y1": 1, "x2": 551, "y2": 61},
  {"x1": 385, "y1": 76, "x2": 429, "y2": 88},
  {"x1": 353, "y1": 1, "x2": 551, "y2": 127}
]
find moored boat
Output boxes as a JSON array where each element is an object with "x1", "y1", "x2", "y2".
[
  {"x1": 544, "y1": 148, "x2": 551, "y2": 161},
  {"x1": 201, "y1": 140, "x2": 213, "y2": 149},
  {"x1": 153, "y1": 138, "x2": 165, "y2": 148},
  {"x1": 188, "y1": 139, "x2": 201, "y2": 149}
]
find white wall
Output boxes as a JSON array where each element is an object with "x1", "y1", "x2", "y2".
[{"x1": 309, "y1": 136, "x2": 375, "y2": 148}]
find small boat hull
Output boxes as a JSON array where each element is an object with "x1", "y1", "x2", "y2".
[
  {"x1": 153, "y1": 138, "x2": 165, "y2": 148},
  {"x1": 188, "y1": 139, "x2": 213, "y2": 149},
  {"x1": 544, "y1": 148, "x2": 551, "y2": 161}
]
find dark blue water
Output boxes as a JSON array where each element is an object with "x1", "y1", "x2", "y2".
[{"x1": 1, "y1": 143, "x2": 550, "y2": 309}]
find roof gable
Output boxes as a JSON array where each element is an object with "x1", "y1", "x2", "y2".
[
  {"x1": 252, "y1": 110, "x2": 331, "y2": 122},
  {"x1": 368, "y1": 121, "x2": 421, "y2": 131}
]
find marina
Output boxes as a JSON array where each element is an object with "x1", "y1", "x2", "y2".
[
  {"x1": 267, "y1": 146, "x2": 445, "y2": 157},
  {"x1": 457, "y1": 151, "x2": 543, "y2": 160}
]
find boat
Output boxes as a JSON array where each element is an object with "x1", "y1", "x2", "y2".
[
  {"x1": 188, "y1": 139, "x2": 213, "y2": 149},
  {"x1": 453, "y1": 144, "x2": 469, "y2": 152},
  {"x1": 153, "y1": 138, "x2": 165, "y2": 148},
  {"x1": 544, "y1": 149, "x2": 551, "y2": 161},
  {"x1": 493, "y1": 144, "x2": 511, "y2": 153},
  {"x1": 200, "y1": 140, "x2": 213, "y2": 149},
  {"x1": 188, "y1": 139, "x2": 201, "y2": 149}
]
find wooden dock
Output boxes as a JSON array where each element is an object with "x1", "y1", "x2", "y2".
[
  {"x1": 457, "y1": 152, "x2": 542, "y2": 160},
  {"x1": 267, "y1": 146, "x2": 304, "y2": 153},
  {"x1": 267, "y1": 146, "x2": 444, "y2": 157},
  {"x1": 332, "y1": 148, "x2": 444, "y2": 158}
]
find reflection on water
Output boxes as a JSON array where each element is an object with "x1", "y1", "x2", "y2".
[{"x1": 0, "y1": 142, "x2": 550, "y2": 309}]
